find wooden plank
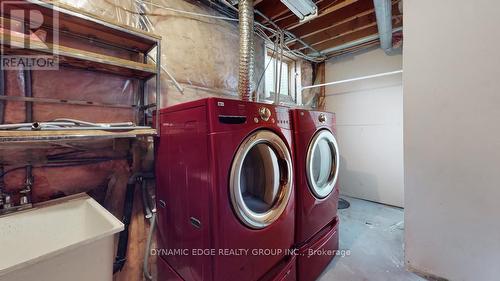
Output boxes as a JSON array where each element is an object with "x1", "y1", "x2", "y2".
[
  {"x1": 311, "y1": 25, "x2": 378, "y2": 52},
  {"x1": 256, "y1": 0, "x2": 290, "y2": 22},
  {"x1": 0, "y1": 31, "x2": 157, "y2": 79},
  {"x1": 0, "y1": 94, "x2": 135, "y2": 109},
  {"x1": 326, "y1": 38, "x2": 379, "y2": 57},
  {"x1": 0, "y1": 0, "x2": 160, "y2": 52},
  {"x1": 305, "y1": 20, "x2": 378, "y2": 50},
  {"x1": 293, "y1": 1, "x2": 399, "y2": 48},
  {"x1": 43, "y1": 1, "x2": 161, "y2": 40},
  {"x1": 310, "y1": 20, "x2": 402, "y2": 52},
  {"x1": 288, "y1": 0, "x2": 373, "y2": 38},
  {"x1": 0, "y1": 128, "x2": 157, "y2": 143},
  {"x1": 289, "y1": 10, "x2": 377, "y2": 49}
]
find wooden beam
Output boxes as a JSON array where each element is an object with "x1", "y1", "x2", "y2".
[
  {"x1": 303, "y1": 22, "x2": 379, "y2": 51},
  {"x1": 255, "y1": 0, "x2": 290, "y2": 22},
  {"x1": 308, "y1": 22, "x2": 378, "y2": 48},
  {"x1": 326, "y1": 39, "x2": 379, "y2": 57},
  {"x1": 288, "y1": 0, "x2": 373, "y2": 38},
  {"x1": 309, "y1": 20, "x2": 402, "y2": 53},
  {"x1": 1, "y1": 0, "x2": 160, "y2": 52},
  {"x1": 289, "y1": 10, "x2": 376, "y2": 49},
  {"x1": 0, "y1": 128, "x2": 157, "y2": 143},
  {"x1": 289, "y1": 2, "x2": 399, "y2": 49},
  {"x1": 309, "y1": 25, "x2": 378, "y2": 52},
  {"x1": 0, "y1": 30, "x2": 156, "y2": 79}
]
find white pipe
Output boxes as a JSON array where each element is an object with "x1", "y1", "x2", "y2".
[{"x1": 301, "y1": 69, "x2": 402, "y2": 90}]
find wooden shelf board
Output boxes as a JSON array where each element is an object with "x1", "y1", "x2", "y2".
[
  {"x1": 0, "y1": 128, "x2": 157, "y2": 143},
  {"x1": 0, "y1": 31, "x2": 157, "y2": 79},
  {"x1": 1, "y1": 0, "x2": 161, "y2": 52}
]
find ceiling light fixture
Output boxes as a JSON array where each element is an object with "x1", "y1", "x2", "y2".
[{"x1": 280, "y1": 0, "x2": 318, "y2": 21}]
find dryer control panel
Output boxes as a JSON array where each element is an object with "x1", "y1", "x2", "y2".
[
  {"x1": 293, "y1": 109, "x2": 336, "y2": 133},
  {"x1": 210, "y1": 98, "x2": 292, "y2": 131}
]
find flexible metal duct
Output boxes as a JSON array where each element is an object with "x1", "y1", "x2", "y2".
[
  {"x1": 373, "y1": 0, "x2": 393, "y2": 54},
  {"x1": 238, "y1": 0, "x2": 255, "y2": 101}
]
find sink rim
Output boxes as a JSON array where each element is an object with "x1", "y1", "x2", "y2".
[{"x1": 0, "y1": 193, "x2": 124, "y2": 276}]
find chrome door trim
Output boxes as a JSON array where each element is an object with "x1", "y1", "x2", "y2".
[
  {"x1": 306, "y1": 129, "x2": 340, "y2": 199},
  {"x1": 230, "y1": 130, "x2": 293, "y2": 229}
]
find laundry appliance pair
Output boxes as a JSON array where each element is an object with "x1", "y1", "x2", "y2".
[{"x1": 155, "y1": 98, "x2": 340, "y2": 281}]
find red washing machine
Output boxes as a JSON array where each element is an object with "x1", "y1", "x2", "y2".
[
  {"x1": 155, "y1": 97, "x2": 296, "y2": 281},
  {"x1": 291, "y1": 109, "x2": 340, "y2": 281}
]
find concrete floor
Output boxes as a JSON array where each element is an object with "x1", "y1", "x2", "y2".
[{"x1": 318, "y1": 196, "x2": 426, "y2": 281}]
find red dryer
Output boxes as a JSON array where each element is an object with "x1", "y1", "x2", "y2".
[
  {"x1": 155, "y1": 98, "x2": 296, "y2": 281},
  {"x1": 291, "y1": 109, "x2": 340, "y2": 281}
]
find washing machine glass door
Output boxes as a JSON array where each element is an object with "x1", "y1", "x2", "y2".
[
  {"x1": 230, "y1": 130, "x2": 293, "y2": 229},
  {"x1": 306, "y1": 129, "x2": 340, "y2": 199}
]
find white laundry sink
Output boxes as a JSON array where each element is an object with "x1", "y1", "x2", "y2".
[{"x1": 0, "y1": 193, "x2": 124, "y2": 281}]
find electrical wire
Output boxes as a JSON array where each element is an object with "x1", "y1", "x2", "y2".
[
  {"x1": 255, "y1": 36, "x2": 278, "y2": 96},
  {"x1": 145, "y1": 1, "x2": 239, "y2": 21},
  {"x1": 253, "y1": 22, "x2": 325, "y2": 63},
  {"x1": 104, "y1": 0, "x2": 239, "y2": 22},
  {"x1": 0, "y1": 158, "x2": 128, "y2": 178},
  {"x1": 109, "y1": 0, "x2": 326, "y2": 62}
]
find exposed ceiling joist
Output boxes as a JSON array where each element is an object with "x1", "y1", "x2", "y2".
[
  {"x1": 311, "y1": 25, "x2": 379, "y2": 52},
  {"x1": 289, "y1": 0, "x2": 374, "y2": 38},
  {"x1": 255, "y1": 0, "x2": 288, "y2": 20},
  {"x1": 308, "y1": 20, "x2": 402, "y2": 53},
  {"x1": 327, "y1": 38, "x2": 380, "y2": 58},
  {"x1": 289, "y1": 1, "x2": 400, "y2": 50},
  {"x1": 289, "y1": 10, "x2": 377, "y2": 49},
  {"x1": 246, "y1": 0, "x2": 403, "y2": 59}
]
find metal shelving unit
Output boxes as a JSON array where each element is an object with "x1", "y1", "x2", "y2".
[{"x1": 0, "y1": 0, "x2": 161, "y2": 145}]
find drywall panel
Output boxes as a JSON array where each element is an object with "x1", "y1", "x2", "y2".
[
  {"x1": 404, "y1": 0, "x2": 500, "y2": 280},
  {"x1": 325, "y1": 48, "x2": 403, "y2": 207}
]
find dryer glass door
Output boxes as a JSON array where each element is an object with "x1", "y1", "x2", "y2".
[
  {"x1": 306, "y1": 129, "x2": 340, "y2": 199},
  {"x1": 230, "y1": 130, "x2": 293, "y2": 229}
]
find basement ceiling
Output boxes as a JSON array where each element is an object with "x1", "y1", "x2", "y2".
[{"x1": 254, "y1": 0, "x2": 403, "y2": 58}]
